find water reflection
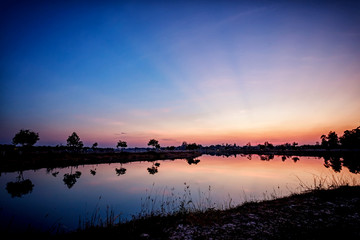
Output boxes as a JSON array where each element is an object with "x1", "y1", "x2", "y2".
[
  {"x1": 63, "y1": 168, "x2": 82, "y2": 189},
  {"x1": 115, "y1": 167, "x2": 127, "y2": 176},
  {"x1": 90, "y1": 168, "x2": 97, "y2": 176},
  {"x1": 260, "y1": 155, "x2": 274, "y2": 161},
  {"x1": 147, "y1": 162, "x2": 160, "y2": 175},
  {"x1": 343, "y1": 155, "x2": 360, "y2": 174},
  {"x1": 6, "y1": 171, "x2": 34, "y2": 198},
  {"x1": 115, "y1": 163, "x2": 127, "y2": 176},
  {"x1": 3, "y1": 153, "x2": 360, "y2": 199},
  {"x1": 186, "y1": 158, "x2": 201, "y2": 165}
]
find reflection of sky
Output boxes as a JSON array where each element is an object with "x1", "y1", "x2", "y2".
[
  {"x1": 1, "y1": 1, "x2": 360, "y2": 147},
  {"x1": 0, "y1": 155, "x2": 359, "y2": 232}
]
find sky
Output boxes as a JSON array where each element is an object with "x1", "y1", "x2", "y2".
[{"x1": 1, "y1": 0, "x2": 360, "y2": 148}]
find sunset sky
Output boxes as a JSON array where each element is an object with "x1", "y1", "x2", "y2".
[{"x1": 1, "y1": 0, "x2": 360, "y2": 147}]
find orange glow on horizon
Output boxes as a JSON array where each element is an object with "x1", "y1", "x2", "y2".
[{"x1": 63, "y1": 124, "x2": 357, "y2": 148}]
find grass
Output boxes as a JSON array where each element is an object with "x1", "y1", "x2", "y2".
[
  {"x1": 77, "y1": 196, "x2": 121, "y2": 231},
  {"x1": 76, "y1": 172, "x2": 359, "y2": 231},
  {"x1": 295, "y1": 172, "x2": 359, "y2": 192},
  {"x1": 138, "y1": 183, "x2": 218, "y2": 218}
]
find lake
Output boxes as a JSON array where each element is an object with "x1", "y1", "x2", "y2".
[{"x1": 0, "y1": 154, "x2": 359, "y2": 233}]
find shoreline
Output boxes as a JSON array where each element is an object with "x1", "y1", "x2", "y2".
[
  {"x1": 0, "y1": 150, "x2": 202, "y2": 172},
  {"x1": 1, "y1": 147, "x2": 359, "y2": 172}
]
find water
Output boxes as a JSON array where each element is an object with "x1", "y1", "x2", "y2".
[{"x1": 0, "y1": 154, "x2": 359, "y2": 232}]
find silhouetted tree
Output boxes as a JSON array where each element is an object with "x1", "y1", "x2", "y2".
[
  {"x1": 12, "y1": 129, "x2": 39, "y2": 147},
  {"x1": 264, "y1": 141, "x2": 274, "y2": 149},
  {"x1": 117, "y1": 140, "x2": 127, "y2": 151},
  {"x1": 320, "y1": 131, "x2": 339, "y2": 148},
  {"x1": 340, "y1": 126, "x2": 360, "y2": 149},
  {"x1": 92, "y1": 142, "x2": 98, "y2": 149},
  {"x1": 327, "y1": 131, "x2": 339, "y2": 148},
  {"x1": 321, "y1": 134, "x2": 328, "y2": 148},
  {"x1": 67, "y1": 132, "x2": 83, "y2": 149},
  {"x1": 148, "y1": 139, "x2": 160, "y2": 149},
  {"x1": 186, "y1": 143, "x2": 201, "y2": 150}
]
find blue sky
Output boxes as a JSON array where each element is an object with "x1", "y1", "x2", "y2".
[{"x1": 1, "y1": 0, "x2": 360, "y2": 147}]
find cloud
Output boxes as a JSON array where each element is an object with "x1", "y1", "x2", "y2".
[
  {"x1": 115, "y1": 132, "x2": 126, "y2": 135},
  {"x1": 161, "y1": 138, "x2": 177, "y2": 142}
]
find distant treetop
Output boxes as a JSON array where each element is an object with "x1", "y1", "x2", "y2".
[
  {"x1": 12, "y1": 129, "x2": 39, "y2": 147},
  {"x1": 66, "y1": 132, "x2": 83, "y2": 149},
  {"x1": 148, "y1": 139, "x2": 160, "y2": 149}
]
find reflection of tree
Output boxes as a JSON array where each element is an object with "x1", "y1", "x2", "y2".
[
  {"x1": 90, "y1": 169, "x2": 97, "y2": 176},
  {"x1": 147, "y1": 166, "x2": 158, "y2": 175},
  {"x1": 330, "y1": 156, "x2": 341, "y2": 173},
  {"x1": 90, "y1": 165, "x2": 97, "y2": 176},
  {"x1": 115, "y1": 163, "x2": 127, "y2": 176},
  {"x1": 63, "y1": 168, "x2": 82, "y2": 189},
  {"x1": 115, "y1": 167, "x2": 127, "y2": 176},
  {"x1": 259, "y1": 155, "x2": 274, "y2": 161},
  {"x1": 46, "y1": 168, "x2": 59, "y2": 177},
  {"x1": 186, "y1": 158, "x2": 200, "y2": 165},
  {"x1": 6, "y1": 172, "x2": 34, "y2": 198},
  {"x1": 342, "y1": 154, "x2": 360, "y2": 174},
  {"x1": 147, "y1": 162, "x2": 159, "y2": 175},
  {"x1": 292, "y1": 157, "x2": 300, "y2": 163},
  {"x1": 323, "y1": 156, "x2": 342, "y2": 173}
]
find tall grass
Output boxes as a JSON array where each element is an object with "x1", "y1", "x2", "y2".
[
  {"x1": 138, "y1": 173, "x2": 360, "y2": 219},
  {"x1": 78, "y1": 173, "x2": 360, "y2": 230},
  {"x1": 78, "y1": 197, "x2": 121, "y2": 230},
  {"x1": 295, "y1": 173, "x2": 360, "y2": 192},
  {"x1": 138, "y1": 183, "x2": 218, "y2": 218}
]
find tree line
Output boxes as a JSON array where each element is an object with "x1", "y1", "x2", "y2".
[
  {"x1": 10, "y1": 125, "x2": 360, "y2": 150},
  {"x1": 320, "y1": 126, "x2": 360, "y2": 149},
  {"x1": 11, "y1": 129, "x2": 170, "y2": 151}
]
